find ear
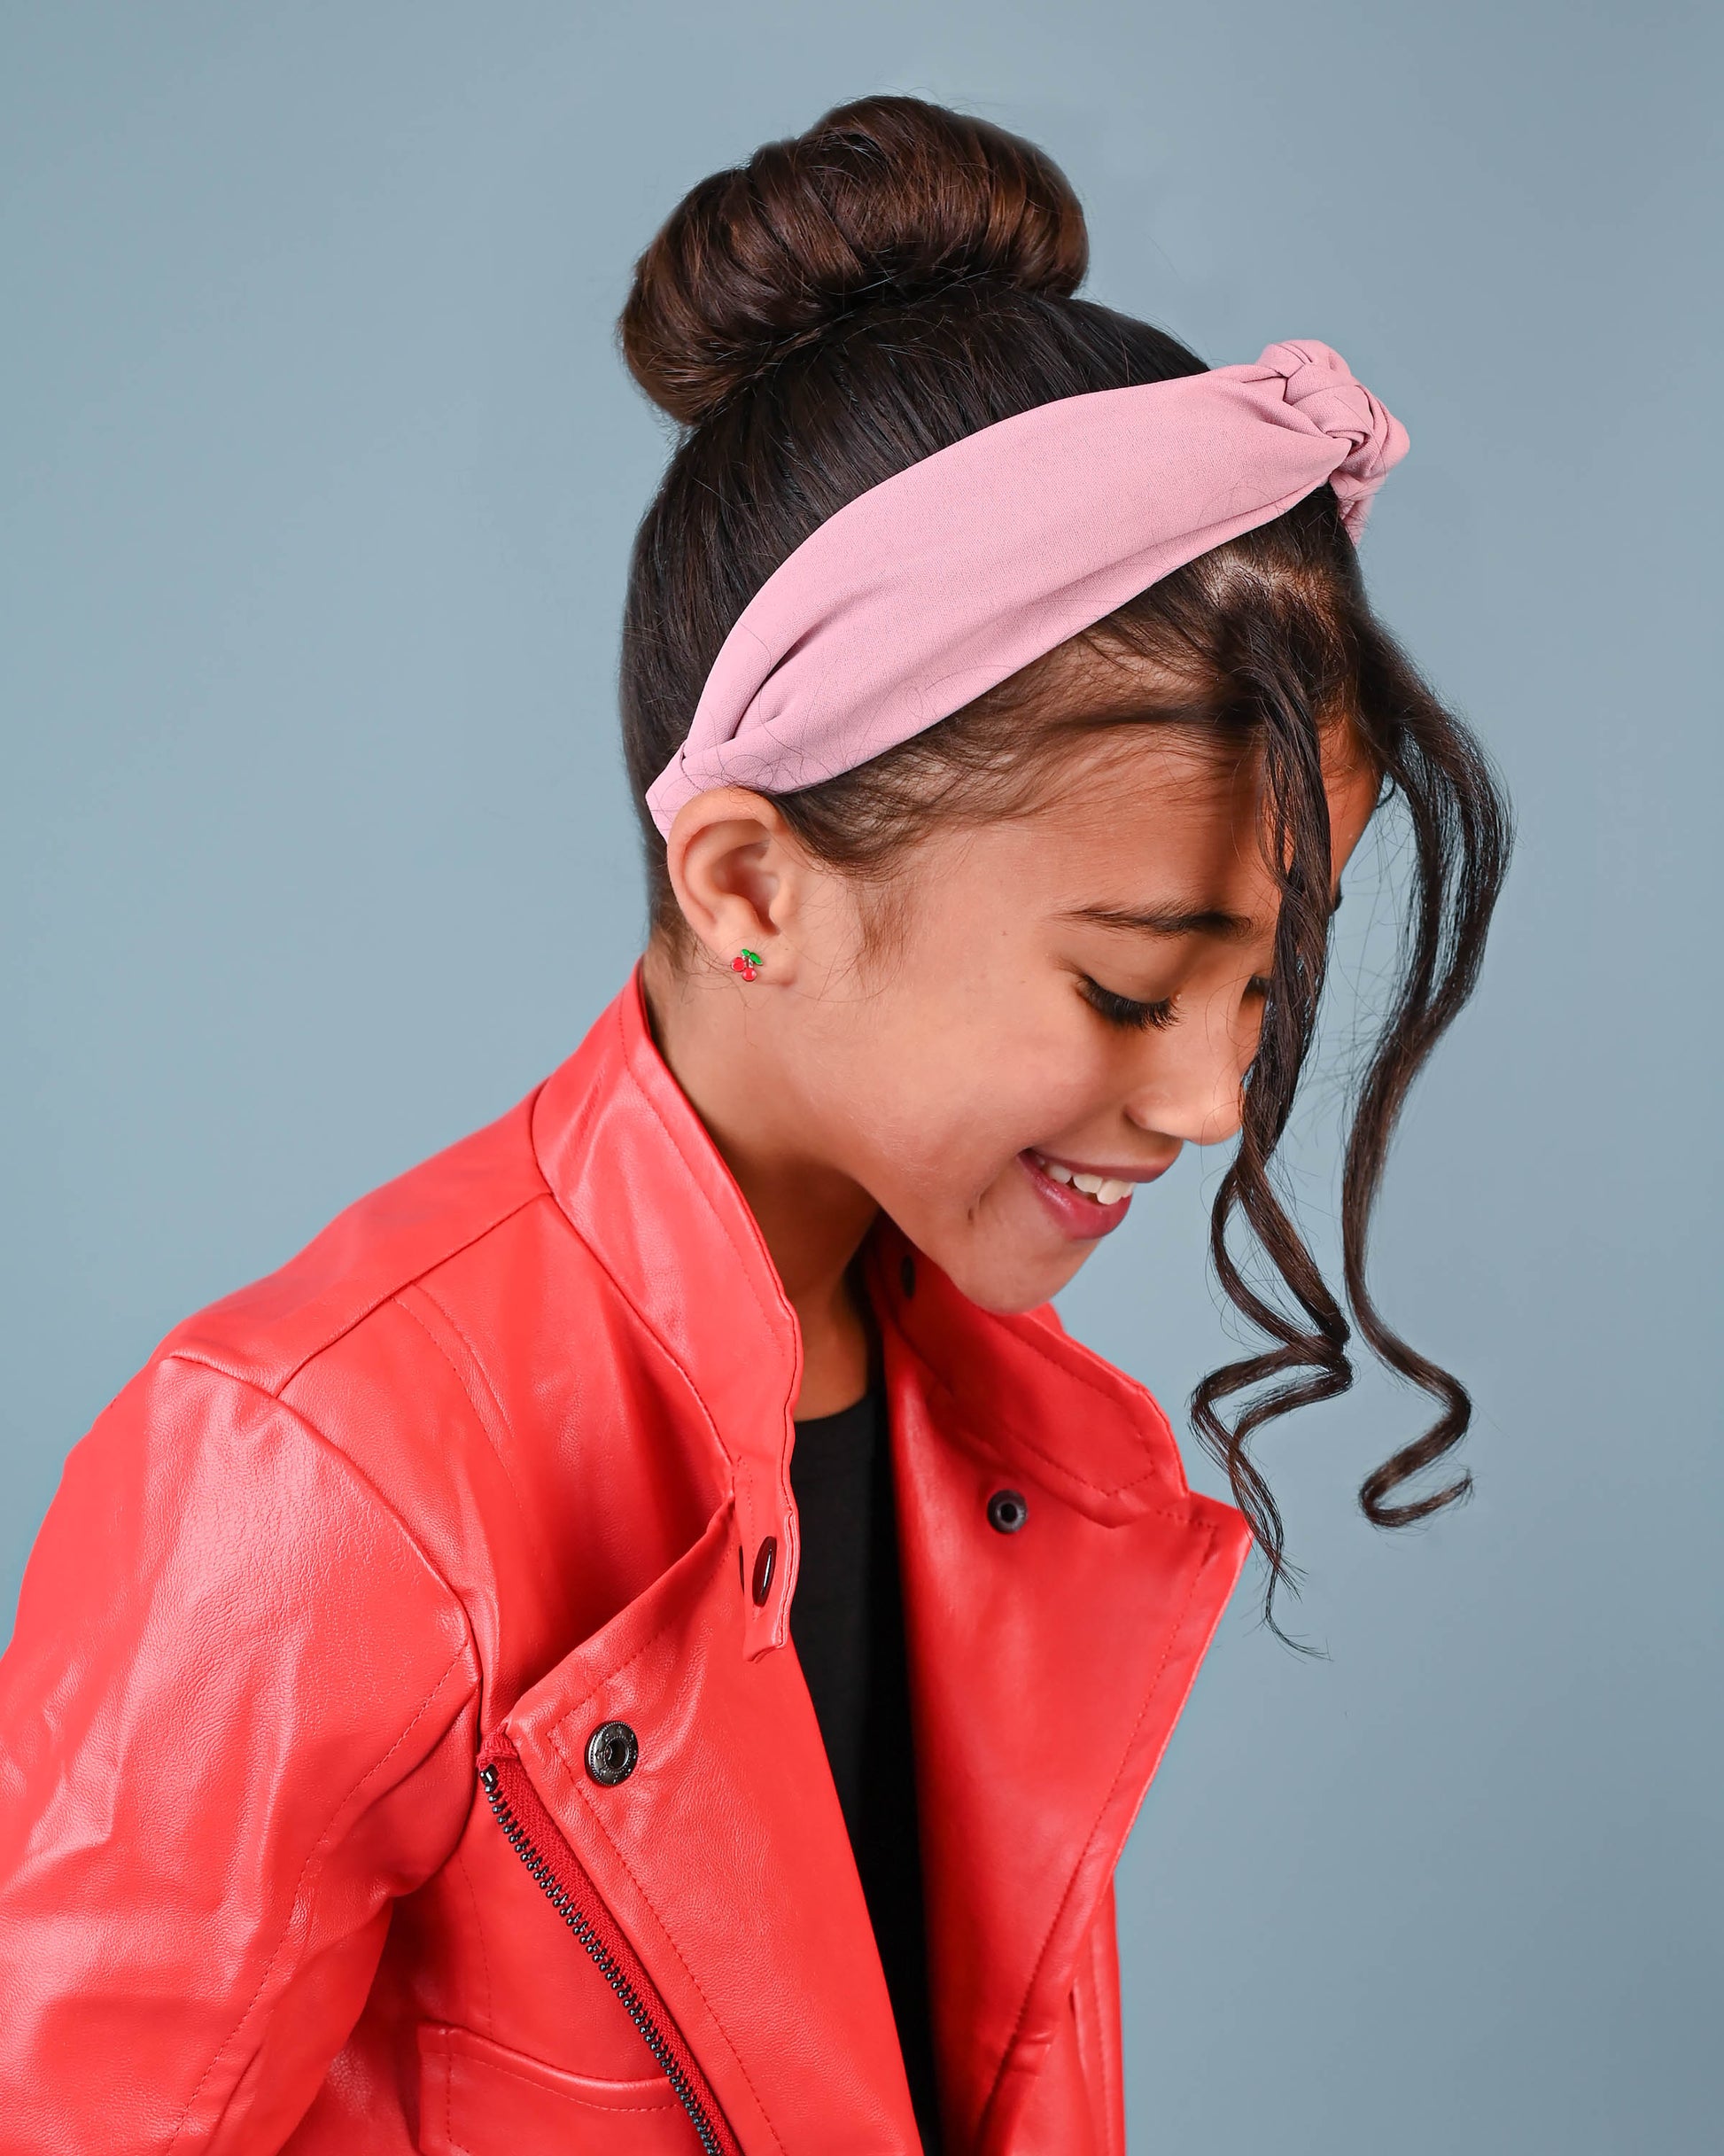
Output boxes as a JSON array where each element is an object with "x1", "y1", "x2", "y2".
[{"x1": 663, "y1": 787, "x2": 816, "y2": 983}]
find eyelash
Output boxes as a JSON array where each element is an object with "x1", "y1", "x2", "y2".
[
  {"x1": 1079, "y1": 972, "x2": 1277, "y2": 1031},
  {"x1": 1079, "y1": 977, "x2": 1177, "y2": 1032}
]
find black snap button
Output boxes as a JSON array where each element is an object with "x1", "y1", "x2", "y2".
[
  {"x1": 750, "y1": 1535, "x2": 777, "y2": 1606},
  {"x1": 900, "y1": 1254, "x2": 917, "y2": 1296},
  {"x1": 585, "y1": 1720, "x2": 640, "y2": 1786},
  {"x1": 987, "y1": 1488, "x2": 1028, "y2": 1535}
]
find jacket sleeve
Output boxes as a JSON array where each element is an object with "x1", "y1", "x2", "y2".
[{"x1": 0, "y1": 1352, "x2": 481, "y2": 2153}]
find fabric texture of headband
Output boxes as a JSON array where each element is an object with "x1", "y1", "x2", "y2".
[{"x1": 645, "y1": 338, "x2": 1409, "y2": 837}]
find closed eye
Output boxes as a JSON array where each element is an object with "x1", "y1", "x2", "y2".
[{"x1": 1079, "y1": 977, "x2": 1177, "y2": 1031}]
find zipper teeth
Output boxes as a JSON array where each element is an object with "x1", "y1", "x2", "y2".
[{"x1": 479, "y1": 1764, "x2": 724, "y2": 2156}]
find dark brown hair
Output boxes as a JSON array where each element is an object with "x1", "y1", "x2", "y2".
[{"x1": 617, "y1": 95, "x2": 1511, "y2": 1630}]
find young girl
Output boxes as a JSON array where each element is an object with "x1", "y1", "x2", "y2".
[{"x1": 0, "y1": 95, "x2": 1509, "y2": 2156}]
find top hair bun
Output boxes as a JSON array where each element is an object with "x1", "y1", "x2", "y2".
[{"x1": 619, "y1": 95, "x2": 1089, "y2": 427}]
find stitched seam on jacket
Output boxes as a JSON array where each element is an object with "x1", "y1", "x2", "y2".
[
  {"x1": 994, "y1": 1300, "x2": 1180, "y2": 1424},
  {"x1": 543, "y1": 1576, "x2": 713, "y2": 1740},
  {"x1": 876, "y1": 1301, "x2": 1197, "y2": 1521},
  {"x1": 260, "y1": 1183, "x2": 548, "y2": 1397},
  {"x1": 874, "y1": 1237, "x2": 1184, "y2": 1478},
  {"x1": 624, "y1": 1062, "x2": 805, "y2": 1631},
  {"x1": 555, "y1": 1778, "x2": 790, "y2": 2156},
  {"x1": 446, "y1": 2046, "x2": 679, "y2": 2113},
  {"x1": 871, "y1": 1251, "x2": 1170, "y2": 1503},
  {"x1": 539, "y1": 997, "x2": 804, "y2": 1644},
  {"x1": 394, "y1": 1281, "x2": 519, "y2": 1469},
  {"x1": 541, "y1": 990, "x2": 783, "y2": 1345},
  {"x1": 167, "y1": 1643, "x2": 475, "y2": 2152},
  {"x1": 539, "y1": 1218, "x2": 734, "y2": 1494},
  {"x1": 533, "y1": 1527, "x2": 786, "y2": 2139},
  {"x1": 390, "y1": 1283, "x2": 572, "y2": 1649},
  {"x1": 454, "y1": 1848, "x2": 497, "y2": 2043},
  {"x1": 533, "y1": 1001, "x2": 749, "y2": 1460},
  {"x1": 621, "y1": 1057, "x2": 786, "y2": 1343},
  {"x1": 616, "y1": 1025, "x2": 801, "y2": 1568},
  {"x1": 982, "y1": 1527, "x2": 1215, "y2": 2136},
  {"x1": 450, "y1": 1113, "x2": 742, "y2": 1516}
]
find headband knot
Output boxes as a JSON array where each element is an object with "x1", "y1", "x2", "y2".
[{"x1": 1254, "y1": 338, "x2": 1410, "y2": 539}]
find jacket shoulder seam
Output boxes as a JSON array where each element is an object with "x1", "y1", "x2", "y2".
[
  {"x1": 390, "y1": 1280, "x2": 576, "y2": 1646},
  {"x1": 182, "y1": 1184, "x2": 555, "y2": 1400}
]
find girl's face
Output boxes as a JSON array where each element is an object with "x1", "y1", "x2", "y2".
[{"x1": 662, "y1": 724, "x2": 1380, "y2": 1316}]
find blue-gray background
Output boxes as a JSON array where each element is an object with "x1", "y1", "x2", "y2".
[{"x1": 4, "y1": 4, "x2": 1718, "y2": 2149}]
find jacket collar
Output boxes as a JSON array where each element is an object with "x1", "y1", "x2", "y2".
[
  {"x1": 521, "y1": 967, "x2": 1252, "y2": 2152},
  {"x1": 531, "y1": 961, "x2": 804, "y2": 1660}
]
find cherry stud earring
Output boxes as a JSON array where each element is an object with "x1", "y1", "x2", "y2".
[{"x1": 732, "y1": 947, "x2": 763, "y2": 981}]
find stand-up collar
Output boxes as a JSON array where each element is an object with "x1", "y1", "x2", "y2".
[{"x1": 532, "y1": 963, "x2": 805, "y2": 1658}]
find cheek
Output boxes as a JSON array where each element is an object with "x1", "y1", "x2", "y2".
[
  {"x1": 804, "y1": 867, "x2": 1127, "y2": 1197},
  {"x1": 826, "y1": 991, "x2": 1114, "y2": 1199}
]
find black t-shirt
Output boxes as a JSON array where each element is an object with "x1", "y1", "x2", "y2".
[{"x1": 788, "y1": 1379, "x2": 944, "y2": 2152}]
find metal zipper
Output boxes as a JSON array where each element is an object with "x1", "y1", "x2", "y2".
[{"x1": 478, "y1": 1741, "x2": 740, "y2": 2156}]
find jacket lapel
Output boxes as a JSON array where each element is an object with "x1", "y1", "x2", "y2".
[{"x1": 865, "y1": 1221, "x2": 1250, "y2": 2152}]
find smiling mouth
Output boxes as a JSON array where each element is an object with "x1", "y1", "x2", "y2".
[
  {"x1": 1018, "y1": 1148, "x2": 1172, "y2": 1241},
  {"x1": 1027, "y1": 1150, "x2": 1171, "y2": 1204}
]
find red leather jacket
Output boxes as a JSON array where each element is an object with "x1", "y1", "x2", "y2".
[{"x1": 0, "y1": 969, "x2": 1249, "y2": 2154}]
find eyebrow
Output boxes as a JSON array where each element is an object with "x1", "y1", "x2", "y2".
[
  {"x1": 1062, "y1": 886, "x2": 1345, "y2": 941},
  {"x1": 1059, "y1": 902, "x2": 1259, "y2": 942}
]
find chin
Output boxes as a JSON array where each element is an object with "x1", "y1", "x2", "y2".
[{"x1": 920, "y1": 1234, "x2": 1089, "y2": 1318}]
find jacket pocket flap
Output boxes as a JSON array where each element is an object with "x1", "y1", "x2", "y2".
[{"x1": 417, "y1": 2022, "x2": 690, "y2": 2152}]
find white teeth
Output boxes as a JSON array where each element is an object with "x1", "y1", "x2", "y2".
[{"x1": 1035, "y1": 1155, "x2": 1133, "y2": 1203}]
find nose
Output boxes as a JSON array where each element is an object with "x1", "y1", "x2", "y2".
[
  {"x1": 1122, "y1": 1006, "x2": 1258, "y2": 1149},
  {"x1": 1124, "y1": 1086, "x2": 1242, "y2": 1150}
]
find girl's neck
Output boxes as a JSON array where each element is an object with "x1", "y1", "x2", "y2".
[{"x1": 641, "y1": 950, "x2": 879, "y2": 1417}]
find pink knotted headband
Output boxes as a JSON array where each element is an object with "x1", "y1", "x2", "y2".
[{"x1": 646, "y1": 339, "x2": 1409, "y2": 836}]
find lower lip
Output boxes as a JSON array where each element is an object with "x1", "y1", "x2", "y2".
[{"x1": 1019, "y1": 1152, "x2": 1141, "y2": 1241}]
